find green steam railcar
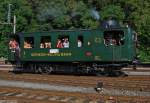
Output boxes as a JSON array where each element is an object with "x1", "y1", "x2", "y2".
[{"x1": 7, "y1": 26, "x2": 136, "y2": 76}]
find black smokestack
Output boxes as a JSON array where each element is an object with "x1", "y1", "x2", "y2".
[{"x1": 101, "y1": 17, "x2": 120, "y2": 28}]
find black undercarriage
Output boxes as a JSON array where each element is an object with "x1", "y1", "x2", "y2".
[{"x1": 10, "y1": 61, "x2": 130, "y2": 76}]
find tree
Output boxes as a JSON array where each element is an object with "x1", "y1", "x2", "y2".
[
  {"x1": 126, "y1": 0, "x2": 150, "y2": 61},
  {"x1": 100, "y1": 5, "x2": 125, "y2": 21},
  {"x1": 0, "y1": 0, "x2": 149, "y2": 61},
  {"x1": 0, "y1": 0, "x2": 33, "y2": 57}
]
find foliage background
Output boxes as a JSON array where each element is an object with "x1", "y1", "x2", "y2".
[{"x1": 0, "y1": 0, "x2": 149, "y2": 62}]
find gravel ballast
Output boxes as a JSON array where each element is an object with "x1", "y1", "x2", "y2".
[{"x1": 0, "y1": 79, "x2": 149, "y2": 97}]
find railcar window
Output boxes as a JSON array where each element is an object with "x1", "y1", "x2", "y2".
[
  {"x1": 40, "y1": 36, "x2": 51, "y2": 48},
  {"x1": 56, "y1": 36, "x2": 69, "y2": 48},
  {"x1": 104, "y1": 31, "x2": 124, "y2": 46},
  {"x1": 77, "y1": 36, "x2": 83, "y2": 47},
  {"x1": 24, "y1": 37, "x2": 34, "y2": 49}
]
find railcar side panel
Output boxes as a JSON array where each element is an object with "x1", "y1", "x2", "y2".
[{"x1": 7, "y1": 27, "x2": 136, "y2": 65}]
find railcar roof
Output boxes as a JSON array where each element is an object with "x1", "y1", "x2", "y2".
[{"x1": 15, "y1": 27, "x2": 129, "y2": 36}]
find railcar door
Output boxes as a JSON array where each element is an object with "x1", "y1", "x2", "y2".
[
  {"x1": 103, "y1": 30, "x2": 124, "y2": 62},
  {"x1": 74, "y1": 30, "x2": 94, "y2": 61},
  {"x1": 112, "y1": 43, "x2": 121, "y2": 61},
  {"x1": 92, "y1": 30, "x2": 104, "y2": 61},
  {"x1": 8, "y1": 35, "x2": 21, "y2": 63},
  {"x1": 112, "y1": 31, "x2": 124, "y2": 61}
]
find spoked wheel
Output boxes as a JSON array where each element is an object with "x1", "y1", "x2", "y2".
[
  {"x1": 36, "y1": 65, "x2": 53, "y2": 74},
  {"x1": 36, "y1": 66, "x2": 42, "y2": 74},
  {"x1": 42, "y1": 66, "x2": 53, "y2": 74}
]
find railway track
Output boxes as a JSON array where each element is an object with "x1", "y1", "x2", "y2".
[
  {"x1": 0, "y1": 87, "x2": 99, "y2": 103},
  {"x1": 0, "y1": 71, "x2": 150, "y2": 92},
  {"x1": 0, "y1": 86, "x2": 149, "y2": 103}
]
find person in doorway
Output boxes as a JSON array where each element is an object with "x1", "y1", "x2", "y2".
[
  {"x1": 9, "y1": 39, "x2": 14, "y2": 49},
  {"x1": 9, "y1": 39, "x2": 18, "y2": 49}
]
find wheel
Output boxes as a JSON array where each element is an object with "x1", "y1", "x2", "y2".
[
  {"x1": 36, "y1": 65, "x2": 53, "y2": 74},
  {"x1": 42, "y1": 66, "x2": 53, "y2": 74}
]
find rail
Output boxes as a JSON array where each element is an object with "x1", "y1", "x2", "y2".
[{"x1": 137, "y1": 63, "x2": 150, "y2": 67}]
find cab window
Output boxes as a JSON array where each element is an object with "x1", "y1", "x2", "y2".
[
  {"x1": 24, "y1": 37, "x2": 34, "y2": 49},
  {"x1": 104, "y1": 31, "x2": 124, "y2": 46}
]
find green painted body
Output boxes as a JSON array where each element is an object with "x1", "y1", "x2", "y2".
[{"x1": 8, "y1": 27, "x2": 136, "y2": 63}]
